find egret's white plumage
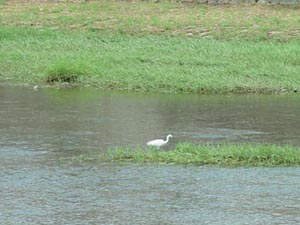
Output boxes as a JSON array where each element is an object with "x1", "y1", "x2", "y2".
[{"x1": 147, "y1": 134, "x2": 172, "y2": 149}]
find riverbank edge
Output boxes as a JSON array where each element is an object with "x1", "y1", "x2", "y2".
[
  {"x1": 71, "y1": 143, "x2": 300, "y2": 166},
  {"x1": 2, "y1": 26, "x2": 300, "y2": 95},
  {"x1": 2, "y1": 0, "x2": 300, "y2": 94}
]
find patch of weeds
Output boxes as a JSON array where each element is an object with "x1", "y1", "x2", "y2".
[{"x1": 46, "y1": 59, "x2": 89, "y2": 84}]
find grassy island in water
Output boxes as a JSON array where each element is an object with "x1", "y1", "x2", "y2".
[{"x1": 71, "y1": 144, "x2": 300, "y2": 166}]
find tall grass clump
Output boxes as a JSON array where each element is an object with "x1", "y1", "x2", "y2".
[
  {"x1": 45, "y1": 59, "x2": 89, "y2": 84},
  {"x1": 97, "y1": 143, "x2": 300, "y2": 166}
]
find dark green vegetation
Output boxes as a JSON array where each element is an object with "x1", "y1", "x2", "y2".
[
  {"x1": 89, "y1": 144, "x2": 300, "y2": 166},
  {"x1": 1, "y1": 1, "x2": 300, "y2": 93}
]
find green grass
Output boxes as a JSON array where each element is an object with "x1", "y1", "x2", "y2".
[
  {"x1": 1, "y1": 26, "x2": 300, "y2": 93},
  {"x1": 46, "y1": 59, "x2": 89, "y2": 83},
  {"x1": 1, "y1": 1, "x2": 300, "y2": 93},
  {"x1": 91, "y1": 143, "x2": 300, "y2": 166}
]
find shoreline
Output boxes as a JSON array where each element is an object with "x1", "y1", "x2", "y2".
[{"x1": 1, "y1": 1, "x2": 300, "y2": 94}]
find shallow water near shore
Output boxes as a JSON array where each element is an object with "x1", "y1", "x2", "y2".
[{"x1": 1, "y1": 86, "x2": 300, "y2": 224}]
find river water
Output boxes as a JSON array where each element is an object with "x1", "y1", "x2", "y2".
[{"x1": 1, "y1": 86, "x2": 300, "y2": 224}]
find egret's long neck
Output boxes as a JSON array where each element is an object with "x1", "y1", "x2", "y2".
[{"x1": 165, "y1": 135, "x2": 170, "y2": 143}]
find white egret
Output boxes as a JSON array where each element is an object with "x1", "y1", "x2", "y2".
[{"x1": 147, "y1": 134, "x2": 173, "y2": 149}]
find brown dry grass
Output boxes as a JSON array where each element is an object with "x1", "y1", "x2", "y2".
[{"x1": 1, "y1": 0, "x2": 300, "y2": 40}]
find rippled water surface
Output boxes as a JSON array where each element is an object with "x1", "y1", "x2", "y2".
[{"x1": 1, "y1": 86, "x2": 300, "y2": 224}]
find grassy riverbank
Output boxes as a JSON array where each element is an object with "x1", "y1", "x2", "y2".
[
  {"x1": 1, "y1": 1, "x2": 300, "y2": 93},
  {"x1": 90, "y1": 144, "x2": 300, "y2": 166}
]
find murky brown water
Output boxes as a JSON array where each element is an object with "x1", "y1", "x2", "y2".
[{"x1": 1, "y1": 86, "x2": 300, "y2": 224}]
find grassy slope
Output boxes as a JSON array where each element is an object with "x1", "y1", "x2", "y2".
[
  {"x1": 2, "y1": 1, "x2": 300, "y2": 40},
  {"x1": 1, "y1": 1, "x2": 300, "y2": 93},
  {"x1": 92, "y1": 143, "x2": 300, "y2": 166}
]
